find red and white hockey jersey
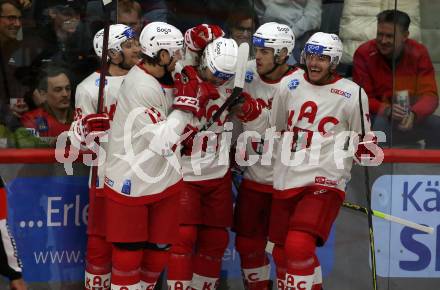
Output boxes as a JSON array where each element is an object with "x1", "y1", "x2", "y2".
[
  {"x1": 104, "y1": 64, "x2": 191, "y2": 204},
  {"x1": 181, "y1": 79, "x2": 234, "y2": 182},
  {"x1": 264, "y1": 70, "x2": 371, "y2": 198},
  {"x1": 70, "y1": 71, "x2": 124, "y2": 189},
  {"x1": 241, "y1": 61, "x2": 298, "y2": 187}
]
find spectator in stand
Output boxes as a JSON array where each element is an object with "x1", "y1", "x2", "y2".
[
  {"x1": 20, "y1": 64, "x2": 73, "y2": 145},
  {"x1": 353, "y1": 9, "x2": 440, "y2": 148},
  {"x1": 139, "y1": 0, "x2": 168, "y2": 24},
  {"x1": 260, "y1": 0, "x2": 322, "y2": 63},
  {"x1": 33, "y1": 0, "x2": 97, "y2": 84},
  {"x1": 167, "y1": 0, "x2": 231, "y2": 32},
  {"x1": 225, "y1": 2, "x2": 258, "y2": 59},
  {"x1": 0, "y1": 0, "x2": 30, "y2": 118},
  {"x1": 117, "y1": 0, "x2": 143, "y2": 36}
]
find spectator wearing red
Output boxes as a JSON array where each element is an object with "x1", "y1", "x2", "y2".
[
  {"x1": 20, "y1": 64, "x2": 73, "y2": 143},
  {"x1": 353, "y1": 9, "x2": 440, "y2": 148}
]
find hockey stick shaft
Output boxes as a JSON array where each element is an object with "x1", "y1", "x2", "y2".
[
  {"x1": 90, "y1": 1, "x2": 112, "y2": 190},
  {"x1": 342, "y1": 202, "x2": 433, "y2": 234},
  {"x1": 358, "y1": 86, "x2": 378, "y2": 290}
]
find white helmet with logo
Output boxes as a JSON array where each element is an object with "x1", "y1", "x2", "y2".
[
  {"x1": 302, "y1": 32, "x2": 343, "y2": 66},
  {"x1": 252, "y1": 22, "x2": 295, "y2": 57},
  {"x1": 201, "y1": 37, "x2": 238, "y2": 81},
  {"x1": 139, "y1": 22, "x2": 184, "y2": 58},
  {"x1": 93, "y1": 24, "x2": 136, "y2": 58}
]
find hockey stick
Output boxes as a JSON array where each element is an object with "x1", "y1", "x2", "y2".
[
  {"x1": 342, "y1": 201, "x2": 433, "y2": 234},
  {"x1": 358, "y1": 86, "x2": 378, "y2": 290},
  {"x1": 199, "y1": 42, "x2": 250, "y2": 132},
  {"x1": 89, "y1": 0, "x2": 112, "y2": 197}
]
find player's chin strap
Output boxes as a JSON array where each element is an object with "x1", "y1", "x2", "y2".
[{"x1": 358, "y1": 85, "x2": 378, "y2": 290}]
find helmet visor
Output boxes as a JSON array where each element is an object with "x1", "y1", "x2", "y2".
[
  {"x1": 252, "y1": 36, "x2": 266, "y2": 47},
  {"x1": 303, "y1": 43, "x2": 325, "y2": 55},
  {"x1": 212, "y1": 69, "x2": 234, "y2": 81}
]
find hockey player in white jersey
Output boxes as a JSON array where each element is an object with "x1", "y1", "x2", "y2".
[
  {"x1": 69, "y1": 24, "x2": 140, "y2": 290},
  {"x1": 260, "y1": 32, "x2": 377, "y2": 290},
  {"x1": 166, "y1": 34, "x2": 240, "y2": 289},
  {"x1": 232, "y1": 22, "x2": 297, "y2": 290},
  {"x1": 103, "y1": 22, "x2": 216, "y2": 290}
]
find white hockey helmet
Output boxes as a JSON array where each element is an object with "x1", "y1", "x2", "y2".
[
  {"x1": 93, "y1": 24, "x2": 136, "y2": 58},
  {"x1": 252, "y1": 22, "x2": 295, "y2": 57},
  {"x1": 139, "y1": 22, "x2": 184, "y2": 58},
  {"x1": 201, "y1": 37, "x2": 238, "y2": 81},
  {"x1": 302, "y1": 32, "x2": 343, "y2": 66}
]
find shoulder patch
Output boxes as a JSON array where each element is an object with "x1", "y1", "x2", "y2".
[
  {"x1": 287, "y1": 79, "x2": 300, "y2": 90},
  {"x1": 245, "y1": 70, "x2": 254, "y2": 83}
]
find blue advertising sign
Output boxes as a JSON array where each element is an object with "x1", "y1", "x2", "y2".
[
  {"x1": 6, "y1": 176, "x2": 89, "y2": 282},
  {"x1": 372, "y1": 175, "x2": 440, "y2": 278}
]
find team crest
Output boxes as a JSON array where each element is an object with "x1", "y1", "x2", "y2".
[
  {"x1": 245, "y1": 70, "x2": 254, "y2": 83},
  {"x1": 287, "y1": 79, "x2": 299, "y2": 90}
]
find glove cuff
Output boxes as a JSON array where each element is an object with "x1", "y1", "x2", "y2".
[{"x1": 173, "y1": 96, "x2": 199, "y2": 115}]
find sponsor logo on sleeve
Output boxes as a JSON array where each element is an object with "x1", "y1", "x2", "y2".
[
  {"x1": 288, "y1": 79, "x2": 300, "y2": 90},
  {"x1": 245, "y1": 70, "x2": 254, "y2": 83}
]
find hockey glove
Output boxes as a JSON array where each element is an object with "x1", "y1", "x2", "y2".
[
  {"x1": 81, "y1": 113, "x2": 110, "y2": 139},
  {"x1": 180, "y1": 124, "x2": 198, "y2": 156},
  {"x1": 236, "y1": 92, "x2": 262, "y2": 122},
  {"x1": 197, "y1": 81, "x2": 221, "y2": 119},
  {"x1": 173, "y1": 66, "x2": 200, "y2": 115},
  {"x1": 184, "y1": 24, "x2": 225, "y2": 52}
]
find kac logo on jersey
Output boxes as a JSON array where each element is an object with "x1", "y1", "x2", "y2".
[
  {"x1": 330, "y1": 88, "x2": 351, "y2": 99},
  {"x1": 245, "y1": 70, "x2": 254, "y2": 83},
  {"x1": 95, "y1": 78, "x2": 108, "y2": 87},
  {"x1": 288, "y1": 79, "x2": 299, "y2": 90},
  {"x1": 121, "y1": 179, "x2": 131, "y2": 195}
]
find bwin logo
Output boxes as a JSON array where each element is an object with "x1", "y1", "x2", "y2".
[{"x1": 157, "y1": 27, "x2": 172, "y2": 34}]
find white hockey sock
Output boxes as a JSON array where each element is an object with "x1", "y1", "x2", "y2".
[
  {"x1": 191, "y1": 273, "x2": 219, "y2": 290},
  {"x1": 242, "y1": 264, "x2": 271, "y2": 283},
  {"x1": 85, "y1": 271, "x2": 111, "y2": 290},
  {"x1": 285, "y1": 273, "x2": 314, "y2": 290},
  {"x1": 313, "y1": 265, "x2": 322, "y2": 285},
  {"x1": 167, "y1": 279, "x2": 192, "y2": 290}
]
